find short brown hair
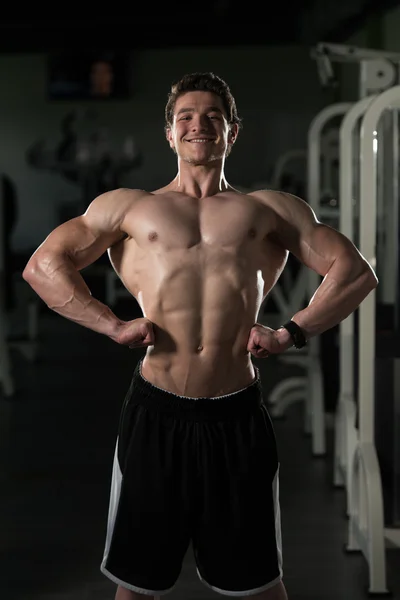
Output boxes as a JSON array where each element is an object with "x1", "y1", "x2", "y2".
[{"x1": 164, "y1": 72, "x2": 242, "y2": 132}]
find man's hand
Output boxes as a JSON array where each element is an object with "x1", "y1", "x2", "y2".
[
  {"x1": 247, "y1": 323, "x2": 292, "y2": 358},
  {"x1": 113, "y1": 317, "x2": 155, "y2": 349}
]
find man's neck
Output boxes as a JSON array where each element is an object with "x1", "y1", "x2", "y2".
[{"x1": 170, "y1": 162, "x2": 230, "y2": 199}]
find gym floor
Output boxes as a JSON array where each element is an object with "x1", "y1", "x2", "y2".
[{"x1": 1, "y1": 306, "x2": 400, "y2": 600}]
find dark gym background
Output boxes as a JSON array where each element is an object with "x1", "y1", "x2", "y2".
[{"x1": 1, "y1": 5, "x2": 400, "y2": 599}]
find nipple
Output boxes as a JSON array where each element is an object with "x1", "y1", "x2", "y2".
[
  {"x1": 148, "y1": 231, "x2": 158, "y2": 242},
  {"x1": 248, "y1": 228, "x2": 257, "y2": 239}
]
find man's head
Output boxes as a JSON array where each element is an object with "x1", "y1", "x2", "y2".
[{"x1": 165, "y1": 72, "x2": 242, "y2": 164}]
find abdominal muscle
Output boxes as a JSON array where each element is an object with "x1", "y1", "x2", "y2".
[{"x1": 122, "y1": 250, "x2": 265, "y2": 398}]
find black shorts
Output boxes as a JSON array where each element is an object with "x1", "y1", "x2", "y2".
[{"x1": 100, "y1": 360, "x2": 283, "y2": 597}]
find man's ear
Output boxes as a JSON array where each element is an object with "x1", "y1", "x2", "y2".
[
  {"x1": 228, "y1": 123, "x2": 239, "y2": 145},
  {"x1": 166, "y1": 126, "x2": 174, "y2": 149}
]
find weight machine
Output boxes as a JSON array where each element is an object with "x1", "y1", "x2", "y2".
[
  {"x1": 333, "y1": 93, "x2": 377, "y2": 503},
  {"x1": 338, "y1": 84, "x2": 400, "y2": 595},
  {"x1": 267, "y1": 102, "x2": 349, "y2": 455},
  {"x1": 267, "y1": 43, "x2": 400, "y2": 467},
  {"x1": 312, "y1": 42, "x2": 400, "y2": 97},
  {"x1": 320, "y1": 44, "x2": 400, "y2": 594}
]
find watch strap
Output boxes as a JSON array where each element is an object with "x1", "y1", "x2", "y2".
[{"x1": 281, "y1": 320, "x2": 307, "y2": 349}]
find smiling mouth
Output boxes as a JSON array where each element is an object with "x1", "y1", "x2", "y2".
[{"x1": 186, "y1": 139, "x2": 214, "y2": 143}]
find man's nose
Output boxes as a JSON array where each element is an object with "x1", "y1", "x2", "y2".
[{"x1": 191, "y1": 115, "x2": 209, "y2": 131}]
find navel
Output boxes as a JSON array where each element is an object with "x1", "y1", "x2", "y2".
[{"x1": 248, "y1": 227, "x2": 257, "y2": 239}]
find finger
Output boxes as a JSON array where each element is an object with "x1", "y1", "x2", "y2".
[
  {"x1": 142, "y1": 324, "x2": 155, "y2": 344},
  {"x1": 129, "y1": 334, "x2": 155, "y2": 349},
  {"x1": 246, "y1": 335, "x2": 258, "y2": 352},
  {"x1": 248, "y1": 339, "x2": 262, "y2": 352},
  {"x1": 128, "y1": 340, "x2": 150, "y2": 349},
  {"x1": 128, "y1": 337, "x2": 148, "y2": 348},
  {"x1": 144, "y1": 332, "x2": 155, "y2": 345},
  {"x1": 250, "y1": 346, "x2": 269, "y2": 358}
]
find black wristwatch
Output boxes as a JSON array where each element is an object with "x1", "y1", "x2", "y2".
[{"x1": 281, "y1": 320, "x2": 307, "y2": 349}]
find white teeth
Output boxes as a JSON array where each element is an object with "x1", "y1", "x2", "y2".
[{"x1": 190, "y1": 139, "x2": 210, "y2": 143}]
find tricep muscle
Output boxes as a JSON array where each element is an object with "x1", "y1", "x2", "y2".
[{"x1": 24, "y1": 190, "x2": 134, "y2": 273}]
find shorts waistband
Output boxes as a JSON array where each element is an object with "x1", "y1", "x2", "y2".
[{"x1": 127, "y1": 360, "x2": 264, "y2": 420}]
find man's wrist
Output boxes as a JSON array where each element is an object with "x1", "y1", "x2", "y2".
[
  {"x1": 101, "y1": 309, "x2": 125, "y2": 342},
  {"x1": 274, "y1": 327, "x2": 294, "y2": 351},
  {"x1": 280, "y1": 319, "x2": 307, "y2": 349}
]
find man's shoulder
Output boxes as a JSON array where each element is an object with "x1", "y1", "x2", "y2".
[
  {"x1": 107, "y1": 187, "x2": 152, "y2": 202},
  {"x1": 249, "y1": 189, "x2": 314, "y2": 217},
  {"x1": 248, "y1": 189, "x2": 289, "y2": 216},
  {"x1": 249, "y1": 188, "x2": 290, "y2": 205},
  {"x1": 85, "y1": 188, "x2": 154, "y2": 230},
  {"x1": 91, "y1": 188, "x2": 154, "y2": 210}
]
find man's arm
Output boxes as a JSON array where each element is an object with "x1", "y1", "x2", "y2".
[
  {"x1": 23, "y1": 188, "x2": 141, "y2": 342},
  {"x1": 255, "y1": 190, "x2": 378, "y2": 344}
]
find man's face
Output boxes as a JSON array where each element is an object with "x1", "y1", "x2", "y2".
[{"x1": 166, "y1": 91, "x2": 237, "y2": 164}]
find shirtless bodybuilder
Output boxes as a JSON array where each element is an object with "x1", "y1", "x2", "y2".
[{"x1": 23, "y1": 72, "x2": 378, "y2": 600}]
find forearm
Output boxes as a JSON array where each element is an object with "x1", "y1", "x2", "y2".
[
  {"x1": 23, "y1": 252, "x2": 123, "y2": 340},
  {"x1": 291, "y1": 257, "x2": 378, "y2": 339}
]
